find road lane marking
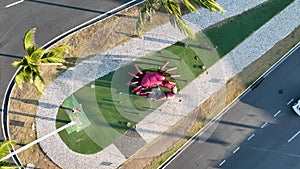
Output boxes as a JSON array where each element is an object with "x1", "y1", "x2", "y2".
[
  {"x1": 288, "y1": 131, "x2": 300, "y2": 143},
  {"x1": 219, "y1": 160, "x2": 226, "y2": 166},
  {"x1": 196, "y1": 154, "x2": 205, "y2": 161},
  {"x1": 247, "y1": 133, "x2": 255, "y2": 141},
  {"x1": 233, "y1": 147, "x2": 240, "y2": 154},
  {"x1": 273, "y1": 110, "x2": 281, "y2": 117},
  {"x1": 287, "y1": 99, "x2": 294, "y2": 105},
  {"x1": 260, "y1": 122, "x2": 268, "y2": 128},
  {"x1": 5, "y1": 0, "x2": 24, "y2": 8}
]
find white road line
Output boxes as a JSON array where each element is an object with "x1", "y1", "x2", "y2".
[
  {"x1": 5, "y1": 0, "x2": 24, "y2": 8},
  {"x1": 288, "y1": 131, "x2": 300, "y2": 143},
  {"x1": 196, "y1": 154, "x2": 205, "y2": 161},
  {"x1": 273, "y1": 110, "x2": 281, "y2": 117},
  {"x1": 287, "y1": 99, "x2": 294, "y2": 105},
  {"x1": 233, "y1": 147, "x2": 240, "y2": 154},
  {"x1": 247, "y1": 133, "x2": 255, "y2": 141},
  {"x1": 260, "y1": 122, "x2": 268, "y2": 128},
  {"x1": 219, "y1": 160, "x2": 226, "y2": 166}
]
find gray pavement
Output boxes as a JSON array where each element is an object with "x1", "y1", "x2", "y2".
[{"x1": 32, "y1": 0, "x2": 300, "y2": 168}]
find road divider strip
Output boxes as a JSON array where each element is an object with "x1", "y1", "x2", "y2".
[
  {"x1": 288, "y1": 130, "x2": 300, "y2": 143},
  {"x1": 5, "y1": 0, "x2": 24, "y2": 8},
  {"x1": 260, "y1": 122, "x2": 268, "y2": 129},
  {"x1": 233, "y1": 147, "x2": 240, "y2": 154},
  {"x1": 273, "y1": 110, "x2": 281, "y2": 117},
  {"x1": 247, "y1": 133, "x2": 255, "y2": 141},
  {"x1": 219, "y1": 160, "x2": 226, "y2": 166},
  {"x1": 287, "y1": 98, "x2": 294, "y2": 105}
]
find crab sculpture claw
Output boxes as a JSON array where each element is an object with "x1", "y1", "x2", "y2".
[{"x1": 126, "y1": 61, "x2": 180, "y2": 100}]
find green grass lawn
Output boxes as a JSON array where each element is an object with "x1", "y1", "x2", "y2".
[
  {"x1": 204, "y1": 0, "x2": 294, "y2": 57},
  {"x1": 56, "y1": 108, "x2": 103, "y2": 154},
  {"x1": 56, "y1": 0, "x2": 294, "y2": 154}
]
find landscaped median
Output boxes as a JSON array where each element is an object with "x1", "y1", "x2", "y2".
[
  {"x1": 5, "y1": 0, "x2": 299, "y2": 168},
  {"x1": 56, "y1": 0, "x2": 294, "y2": 157}
]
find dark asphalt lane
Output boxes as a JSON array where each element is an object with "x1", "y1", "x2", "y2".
[{"x1": 163, "y1": 46, "x2": 300, "y2": 169}]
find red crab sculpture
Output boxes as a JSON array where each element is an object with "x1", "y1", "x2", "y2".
[{"x1": 127, "y1": 61, "x2": 180, "y2": 100}]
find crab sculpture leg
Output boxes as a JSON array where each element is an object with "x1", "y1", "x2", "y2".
[
  {"x1": 127, "y1": 64, "x2": 151, "y2": 96},
  {"x1": 157, "y1": 61, "x2": 180, "y2": 100},
  {"x1": 127, "y1": 61, "x2": 180, "y2": 100},
  {"x1": 159, "y1": 61, "x2": 180, "y2": 78}
]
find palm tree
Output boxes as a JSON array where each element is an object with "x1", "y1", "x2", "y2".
[
  {"x1": 0, "y1": 140, "x2": 20, "y2": 169},
  {"x1": 136, "y1": 0, "x2": 225, "y2": 38},
  {"x1": 12, "y1": 28, "x2": 69, "y2": 95}
]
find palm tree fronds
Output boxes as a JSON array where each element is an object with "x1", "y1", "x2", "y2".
[
  {"x1": 30, "y1": 48, "x2": 45, "y2": 64},
  {"x1": 24, "y1": 28, "x2": 37, "y2": 56},
  {"x1": 169, "y1": 15, "x2": 195, "y2": 38},
  {"x1": 0, "y1": 140, "x2": 20, "y2": 168},
  {"x1": 198, "y1": 0, "x2": 225, "y2": 13},
  {"x1": 41, "y1": 45, "x2": 69, "y2": 63},
  {"x1": 161, "y1": 0, "x2": 172, "y2": 14},
  {"x1": 136, "y1": 4, "x2": 149, "y2": 38},
  {"x1": 12, "y1": 60, "x2": 23, "y2": 68},
  {"x1": 162, "y1": 0, "x2": 182, "y2": 16},
  {"x1": 181, "y1": 0, "x2": 198, "y2": 13},
  {"x1": 0, "y1": 141, "x2": 14, "y2": 159},
  {"x1": 14, "y1": 71, "x2": 26, "y2": 89},
  {"x1": 33, "y1": 72, "x2": 45, "y2": 95},
  {"x1": 14, "y1": 28, "x2": 69, "y2": 95},
  {"x1": 41, "y1": 57, "x2": 64, "y2": 64},
  {"x1": 0, "y1": 164, "x2": 20, "y2": 169},
  {"x1": 14, "y1": 65, "x2": 36, "y2": 89},
  {"x1": 23, "y1": 66, "x2": 33, "y2": 83},
  {"x1": 136, "y1": 0, "x2": 225, "y2": 38}
]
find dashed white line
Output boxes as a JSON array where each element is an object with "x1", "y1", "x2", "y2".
[
  {"x1": 233, "y1": 147, "x2": 240, "y2": 154},
  {"x1": 273, "y1": 110, "x2": 281, "y2": 117},
  {"x1": 260, "y1": 122, "x2": 268, "y2": 128},
  {"x1": 247, "y1": 133, "x2": 255, "y2": 141},
  {"x1": 288, "y1": 131, "x2": 300, "y2": 143},
  {"x1": 5, "y1": 0, "x2": 24, "y2": 8},
  {"x1": 287, "y1": 99, "x2": 294, "y2": 105},
  {"x1": 219, "y1": 160, "x2": 226, "y2": 166}
]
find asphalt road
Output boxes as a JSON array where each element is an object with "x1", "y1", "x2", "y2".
[
  {"x1": 163, "y1": 46, "x2": 300, "y2": 169},
  {"x1": 0, "y1": 0, "x2": 136, "y2": 141}
]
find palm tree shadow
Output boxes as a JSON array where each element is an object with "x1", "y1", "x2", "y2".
[
  {"x1": 8, "y1": 110, "x2": 69, "y2": 123},
  {"x1": 11, "y1": 97, "x2": 38, "y2": 105},
  {"x1": 0, "y1": 139, "x2": 26, "y2": 147},
  {"x1": 115, "y1": 31, "x2": 138, "y2": 38},
  {"x1": 10, "y1": 97, "x2": 58, "y2": 108},
  {"x1": 0, "y1": 53, "x2": 23, "y2": 59},
  {"x1": 55, "y1": 57, "x2": 80, "y2": 73},
  {"x1": 25, "y1": 0, "x2": 105, "y2": 14}
]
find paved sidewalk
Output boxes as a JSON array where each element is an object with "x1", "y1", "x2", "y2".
[{"x1": 36, "y1": 0, "x2": 300, "y2": 168}]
